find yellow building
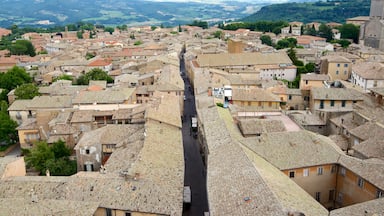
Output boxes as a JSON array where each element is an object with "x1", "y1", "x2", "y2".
[
  {"x1": 16, "y1": 119, "x2": 41, "y2": 149},
  {"x1": 243, "y1": 130, "x2": 384, "y2": 210},
  {"x1": 320, "y1": 56, "x2": 352, "y2": 81},
  {"x1": 231, "y1": 88, "x2": 281, "y2": 111},
  {"x1": 310, "y1": 87, "x2": 364, "y2": 113}
]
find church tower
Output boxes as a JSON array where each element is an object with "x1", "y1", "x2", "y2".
[
  {"x1": 362, "y1": 0, "x2": 384, "y2": 51},
  {"x1": 370, "y1": 0, "x2": 384, "y2": 18}
]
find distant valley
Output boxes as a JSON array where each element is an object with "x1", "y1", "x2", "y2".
[
  {"x1": 0, "y1": 0, "x2": 264, "y2": 27},
  {"x1": 0, "y1": 0, "x2": 318, "y2": 28}
]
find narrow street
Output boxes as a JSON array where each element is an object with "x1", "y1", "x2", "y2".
[{"x1": 180, "y1": 55, "x2": 209, "y2": 216}]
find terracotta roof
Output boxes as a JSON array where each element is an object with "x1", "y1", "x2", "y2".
[
  {"x1": 301, "y1": 73, "x2": 330, "y2": 81},
  {"x1": 243, "y1": 130, "x2": 343, "y2": 170},
  {"x1": 196, "y1": 52, "x2": 293, "y2": 67},
  {"x1": 311, "y1": 87, "x2": 364, "y2": 101},
  {"x1": 330, "y1": 197, "x2": 384, "y2": 216},
  {"x1": 87, "y1": 58, "x2": 112, "y2": 67},
  {"x1": 238, "y1": 118, "x2": 286, "y2": 136},
  {"x1": 232, "y1": 88, "x2": 281, "y2": 102},
  {"x1": 352, "y1": 62, "x2": 384, "y2": 80}
]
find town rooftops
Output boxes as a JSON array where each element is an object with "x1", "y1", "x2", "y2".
[
  {"x1": 301, "y1": 73, "x2": 330, "y2": 81},
  {"x1": 199, "y1": 95, "x2": 328, "y2": 215},
  {"x1": 74, "y1": 124, "x2": 143, "y2": 149},
  {"x1": 145, "y1": 92, "x2": 182, "y2": 128},
  {"x1": 338, "y1": 156, "x2": 384, "y2": 190},
  {"x1": 352, "y1": 62, "x2": 384, "y2": 80},
  {"x1": 311, "y1": 87, "x2": 364, "y2": 101},
  {"x1": 232, "y1": 88, "x2": 281, "y2": 102},
  {"x1": 238, "y1": 118, "x2": 286, "y2": 136},
  {"x1": 322, "y1": 55, "x2": 352, "y2": 63},
  {"x1": 330, "y1": 197, "x2": 384, "y2": 216},
  {"x1": 353, "y1": 138, "x2": 384, "y2": 159},
  {"x1": 198, "y1": 100, "x2": 286, "y2": 215},
  {"x1": 370, "y1": 87, "x2": 384, "y2": 96},
  {"x1": 7, "y1": 99, "x2": 31, "y2": 111},
  {"x1": 0, "y1": 198, "x2": 99, "y2": 216},
  {"x1": 196, "y1": 52, "x2": 293, "y2": 67},
  {"x1": 72, "y1": 88, "x2": 135, "y2": 104},
  {"x1": 243, "y1": 130, "x2": 343, "y2": 170},
  {"x1": 349, "y1": 121, "x2": 384, "y2": 141},
  {"x1": 28, "y1": 96, "x2": 73, "y2": 109},
  {"x1": 87, "y1": 58, "x2": 112, "y2": 67}
]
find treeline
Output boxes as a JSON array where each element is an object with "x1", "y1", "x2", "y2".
[
  {"x1": 218, "y1": 21, "x2": 289, "y2": 35},
  {"x1": 242, "y1": 0, "x2": 370, "y2": 23}
]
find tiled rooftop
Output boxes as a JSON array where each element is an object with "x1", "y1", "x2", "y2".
[
  {"x1": 311, "y1": 87, "x2": 364, "y2": 101},
  {"x1": 330, "y1": 196, "x2": 384, "y2": 216},
  {"x1": 196, "y1": 51, "x2": 293, "y2": 67},
  {"x1": 242, "y1": 131, "x2": 343, "y2": 170}
]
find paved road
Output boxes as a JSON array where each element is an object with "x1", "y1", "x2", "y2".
[
  {"x1": 180, "y1": 56, "x2": 209, "y2": 216},
  {"x1": 4, "y1": 143, "x2": 21, "y2": 158}
]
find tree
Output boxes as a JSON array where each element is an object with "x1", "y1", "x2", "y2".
[
  {"x1": 339, "y1": 24, "x2": 359, "y2": 43},
  {"x1": 338, "y1": 39, "x2": 351, "y2": 49},
  {"x1": 10, "y1": 40, "x2": 36, "y2": 56},
  {"x1": 25, "y1": 141, "x2": 55, "y2": 173},
  {"x1": 53, "y1": 74, "x2": 73, "y2": 82},
  {"x1": 0, "y1": 112, "x2": 18, "y2": 145},
  {"x1": 287, "y1": 48, "x2": 298, "y2": 63},
  {"x1": 276, "y1": 39, "x2": 290, "y2": 49},
  {"x1": 24, "y1": 140, "x2": 76, "y2": 176},
  {"x1": 260, "y1": 35, "x2": 272, "y2": 46},
  {"x1": 77, "y1": 30, "x2": 84, "y2": 39},
  {"x1": 76, "y1": 68, "x2": 113, "y2": 85},
  {"x1": 14, "y1": 83, "x2": 40, "y2": 100},
  {"x1": 51, "y1": 140, "x2": 71, "y2": 158},
  {"x1": 305, "y1": 63, "x2": 316, "y2": 73},
  {"x1": 104, "y1": 27, "x2": 114, "y2": 35},
  {"x1": 212, "y1": 30, "x2": 223, "y2": 39},
  {"x1": 318, "y1": 24, "x2": 333, "y2": 42},
  {"x1": 189, "y1": 20, "x2": 208, "y2": 29},
  {"x1": 0, "y1": 66, "x2": 32, "y2": 91},
  {"x1": 305, "y1": 25, "x2": 317, "y2": 36}
]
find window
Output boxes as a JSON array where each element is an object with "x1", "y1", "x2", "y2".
[
  {"x1": 357, "y1": 177, "x2": 364, "y2": 188},
  {"x1": 336, "y1": 70, "x2": 339, "y2": 75},
  {"x1": 106, "y1": 208, "x2": 112, "y2": 216},
  {"x1": 331, "y1": 165, "x2": 336, "y2": 173},
  {"x1": 317, "y1": 167, "x2": 323, "y2": 175},
  {"x1": 337, "y1": 63, "x2": 340, "y2": 67},
  {"x1": 377, "y1": 190, "x2": 383, "y2": 198},
  {"x1": 330, "y1": 100, "x2": 335, "y2": 107},
  {"x1": 344, "y1": 70, "x2": 347, "y2": 75},
  {"x1": 340, "y1": 167, "x2": 346, "y2": 176},
  {"x1": 337, "y1": 192, "x2": 343, "y2": 204},
  {"x1": 315, "y1": 192, "x2": 321, "y2": 201},
  {"x1": 344, "y1": 63, "x2": 348, "y2": 67},
  {"x1": 341, "y1": 100, "x2": 346, "y2": 107},
  {"x1": 305, "y1": 80, "x2": 308, "y2": 85},
  {"x1": 86, "y1": 149, "x2": 90, "y2": 154},
  {"x1": 288, "y1": 95, "x2": 292, "y2": 100},
  {"x1": 303, "y1": 168, "x2": 309, "y2": 177},
  {"x1": 289, "y1": 171, "x2": 295, "y2": 178},
  {"x1": 320, "y1": 100, "x2": 324, "y2": 109},
  {"x1": 329, "y1": 190, "x2": 335, "y2": 201},
  {"x1": 125, "y1": 213, "x2": 132, "y2": 216}
]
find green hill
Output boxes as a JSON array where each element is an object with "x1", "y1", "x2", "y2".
[{"x1": 242, "y1": 0, "x2": 370, "y2": 23}]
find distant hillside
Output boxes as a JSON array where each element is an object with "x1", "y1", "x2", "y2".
[
  {"x1": 241, "y1": 0, "x2": 370, "y2": 23},
  {"x1": 0, "y1": 0, "x2": 265, "y2": 28}
]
